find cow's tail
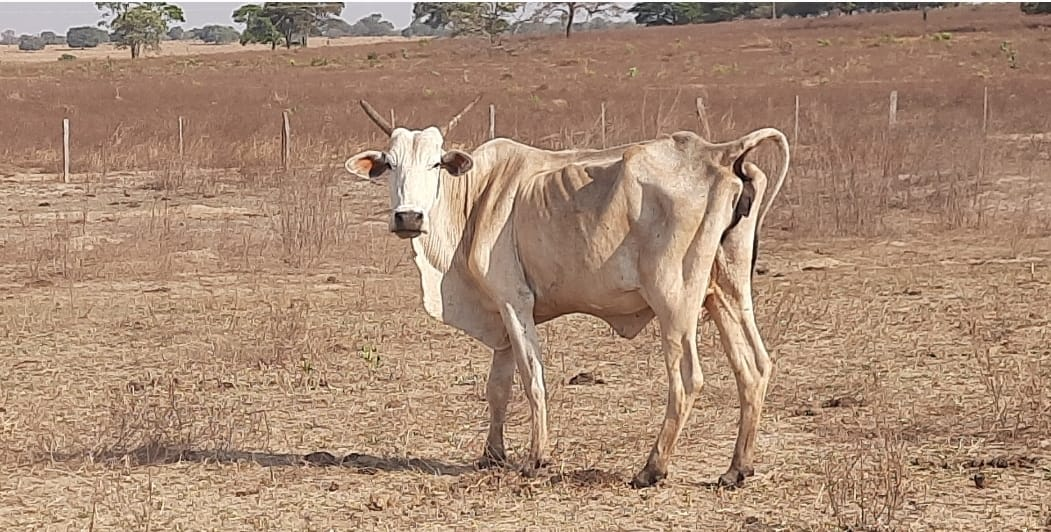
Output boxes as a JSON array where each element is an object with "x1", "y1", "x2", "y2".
[
  {"x1": 721, "y1": 127, "x2": 790, "y2": 233},
  {"x1": 713, "y1": 128, "x2": 791, "y2": 276}
]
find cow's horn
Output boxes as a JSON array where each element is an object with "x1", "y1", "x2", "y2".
[
  {"x1": 359, "y1": 99, "x2": 394, "y2": 136},
  {"x1": 440, "y1": 95, "x2": 482, "y2": 137}
]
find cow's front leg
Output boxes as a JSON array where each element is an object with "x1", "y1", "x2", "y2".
[
  {"x1": 498, "y1": 301, "x2": 550, "y2": 475},
  {"x1": 478, "y1": 344, "x2": 515, "y2": 469}
]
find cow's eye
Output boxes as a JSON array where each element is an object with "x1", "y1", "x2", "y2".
[{"x1": 431, "y1": 162, "x2": 441, "y2": 169}]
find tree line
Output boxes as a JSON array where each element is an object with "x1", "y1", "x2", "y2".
[{"x1": 4, "y1": 2, "x2": 1050, "y2": 57}]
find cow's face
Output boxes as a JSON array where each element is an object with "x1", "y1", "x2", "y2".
[{"x1": 345, "y1": 127, "x2": 473, "y2": 239}]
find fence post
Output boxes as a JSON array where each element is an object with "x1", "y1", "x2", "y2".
[
  {"x1": 389, "y1": 109, "x2": 395, "y2": 128},
  {"x1": 63, "y1": 118, "x2": 70, "y2": 183},
  {"x1": 489, "y1": 104, "x2": 496, "y2": 140},
  {"x1": 281, "y1": 110, "x2": 290, "y2": 171},
  {"x1": 889, "y1": 90, "x2": 898, "y2": 128},
  {"x1": 793, "y1": 95, "x2": 800, "y2": 146},
  {"x1": 600, "y1": 101, "x2": 607, "y2": 149},
  {"x1": 981, "y1": 85, "x2": 989, "y2": 134},
  {"x1": 695, "y1": 97, "x2": 711, "y2": 140},
  {"x1": 178, "y1": 116, "x2": 185, "y2": 159}
]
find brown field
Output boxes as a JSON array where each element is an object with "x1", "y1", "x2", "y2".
[{"x1": 2, "y1": 3, "x2": 1051, "y2": 530}]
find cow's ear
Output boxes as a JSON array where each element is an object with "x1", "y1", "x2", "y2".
[
  {"x1": 345, "y1": 150, "x2": 390, "y2": 181},
  {"x1": 440, "y1": 150, "x2": 473, "y2": 176}
]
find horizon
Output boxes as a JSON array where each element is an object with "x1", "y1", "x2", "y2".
[{"x1": 0, "y1": 2, "x2": 415, "y2": 36}]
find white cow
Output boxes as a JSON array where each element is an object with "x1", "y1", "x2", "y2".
[{"x1": 345, "y1": 98, "x2": 789, "y2": 488}]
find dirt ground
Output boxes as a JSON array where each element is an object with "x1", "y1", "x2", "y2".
[{"x1": 1, "y1": 4, "x2": 1051, "y2": 531}]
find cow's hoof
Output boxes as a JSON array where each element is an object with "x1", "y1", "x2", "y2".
[
  {"x1": 717, "y1": 466, "x2": 754, "y2": 488},
  {"x1": 629, "y1": 467, "x2": 666, "y2": 489},
  {"x1": 518, "y1": 458, "x2": 551, "y2": 478},
  {"x1": 476, "y1": 450, "x2": 507, "y2": 470}
]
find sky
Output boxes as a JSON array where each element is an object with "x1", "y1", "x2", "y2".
[{"x1": 0, "y1": 1, "x2": 416, "y2": 35}]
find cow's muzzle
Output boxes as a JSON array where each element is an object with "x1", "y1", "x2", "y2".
[{"x1": 392, "y1": 210, "x2": 424, "y2": 239}]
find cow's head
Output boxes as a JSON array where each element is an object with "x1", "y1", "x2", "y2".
[{"x1": 345, "y1": 97, "x2": 480, "y2": 239}]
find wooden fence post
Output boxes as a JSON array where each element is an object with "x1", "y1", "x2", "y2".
[
  {"x1": 793, "y1": 95, "x2": 800, "y2": 146},
  {"x1": 981, "y1": 85, "x2": 989, "y2": 135},
  {"x1": 489, "y1": 104, "x2": 496, "y2": 140},
  {"x1": 178, "y1": 116, "x2": 184, "y2": 159},
  {"x1": 281, "y1": 110, "x2": 290, "y2": 171},
  {"x1": 390, "y1": 109, "x2": 395, "y2": 128},
  {"x1": 889, "y1": 90, "x2": 898, "y2": 128},
  {"x1": 600, "y1": 102, "x2": 607, "y2": 149},
  {"x1": 695, "y1": 97, "x2": 712, "y2": 140},
  {"x1": 63, "y1": 118, "x2": 70, "y2": 183}
]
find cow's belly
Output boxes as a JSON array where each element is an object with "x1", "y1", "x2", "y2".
[{"x1": 523, "y1": 245, "x2": 647, "y2": 320}]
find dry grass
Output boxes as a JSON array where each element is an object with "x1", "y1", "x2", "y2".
[{"x1": 1, "y1": 3, "x2": 1051, "y2": 530}]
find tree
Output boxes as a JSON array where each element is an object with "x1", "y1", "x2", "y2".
[
  {"x1": 627, "y1": 2, "x2": 700, "y2": 25},
  {"x1": 347, "y1": 13, "x2": 396, "y2": 36},
  {"x1": 1021, "y1": 2, "x2": 1051, "y2": 14},
  {"x1": 531, "y1": 2, "x2": 624, "y2": 38},
  {"x1": 166, "y1": 26, "x2": 185, "y2": 40},
  {"x1": 232, "y1": 3, "x2": 344, "y2": 49},
  {"x1": 66, "y1": 26, "x2": 111, "y2": 48},
  {"x1": 628, "y1": 2, "x2": 767, "y2": 25},
  {"x1": 447, "y1": 2, "x2": 520, "y2": 43},
  {"x1": 96, "y1": 2, "x2": 186, "y2": 58},
  {"x1": 233, "y1": 4, "x2": 284, "y2": 49},
  {"x1": 412, "y1": 2, "x2": 455, "y2": 29},
  {"x1": 40, "y1": 31, "x2": 66, "y2": 45},
  {"x1": 18, "y1": 35, "x2": 46, "y2": 51},
  {"x1": 193, "y1": 25, "x2": 240, "y2": 43},
  {"x1": 319, "y1": 17, "x2": 353, "y2": 37},
  {"x1": 1, "y1": 29, "x2": 16, "y2": 44}
]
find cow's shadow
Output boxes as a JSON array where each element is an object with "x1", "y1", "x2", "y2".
[{"x1": 53, "y1": 443, "x2": 475, "y2": 476}]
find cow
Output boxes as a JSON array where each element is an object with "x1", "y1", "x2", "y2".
[{"x1": 344, "y1": 97, "x2": 790, "y2": 489}]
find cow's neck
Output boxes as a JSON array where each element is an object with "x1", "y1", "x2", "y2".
[{"x1": 410, "y1": 153, "x2": 494, "y2": 275}]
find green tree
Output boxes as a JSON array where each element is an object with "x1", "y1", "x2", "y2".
[
  {"x1": 530, "y1": 2, "x2": 624, "y2": 38},
  {"x1": 193, "y1": 24, "x2": 240, "y2": 43},
  {"x1": 233, "y1": 4, "x2": 284, "y2": 49},
  {"x1": 0, "y1": 29, "x2": 16, "y2": 45},
  {"x1": 40, "y1": 31, "x2": 65, "y2": 45},
  {"x1": 319, "y1": 17, "x2": 354, "y2": 37},
  {"x1": 629, "y1": 2, "x2": 768, "y2": 25},
  {"x1": 411, "y1": 2, "x2": 455, "y2": 29},
  {"x1": 166, "y1": 26, "x2": 184, "y2": 40},
  {"x1": 231, "y1": 3, "x2": 343, "y2": 49},
  {"x1": 1021, "y1": 2, "x2": 1051, "y2": 14},
  {"x1": 627, "y1": 2, "x2": 700, "y2": 25},
  {"x1": 96, "y1": 2, "x2": 186, "y2": 58},
  {"x1": 18, "y1": 35, "x2": 46, "y2": 51},
  {"x1": 66, "y1": 26, "x2": 111, "y2": 48},
  {"x1": 348, "y1": 13, "x2": 397, "y2": 37},
  {"x1": 448, "y1": 2, "x2": 520, "y2": 43}
]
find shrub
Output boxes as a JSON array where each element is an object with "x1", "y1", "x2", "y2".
[
  {"x1": 40, "y1": 31, "x2": 65, "y2": 45},
  {"x1": 66, "y1": 26, "x2": 109, "y2": 48},
  {"x1": 18, "y1": 35, "x2": 45, "y2": 51}
]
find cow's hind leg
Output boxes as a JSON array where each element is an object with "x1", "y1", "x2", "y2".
[
  {"x1": 630, "y1": 282, "x2": 708, "y2": 488},
  {"x1": 705, "y1": 249, "x2": 774, "y2": 488}
]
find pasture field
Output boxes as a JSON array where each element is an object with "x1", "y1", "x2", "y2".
[{"x1": 2, "y1": 3, "x2": 1051, "y2": 530}]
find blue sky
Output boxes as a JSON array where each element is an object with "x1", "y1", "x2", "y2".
[{"x1": 0, "y1": 2, "x2": 416, "y2": 35}]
